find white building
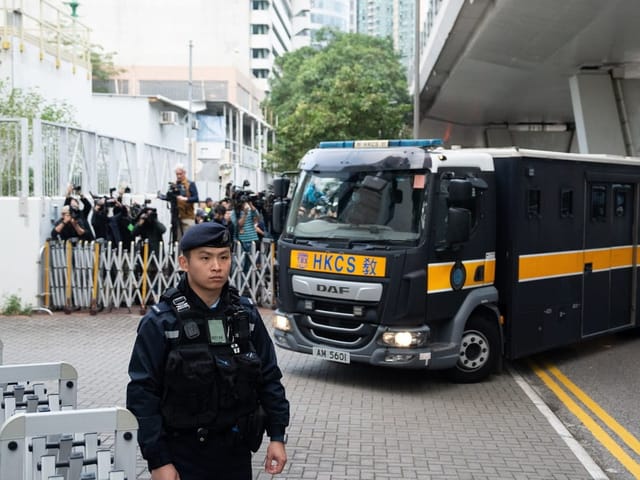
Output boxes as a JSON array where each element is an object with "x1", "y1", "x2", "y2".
[
  {"x1": 291, "y1": 0, "x2": 353, "y2": 50},
  {"x1": 356, "y1": 0, "x2": 417, "y2": 76}
]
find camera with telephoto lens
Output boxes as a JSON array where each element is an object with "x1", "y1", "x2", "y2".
[
  {"x1": 232, "y1": 188, "x2": 253, "y2": 212},
  {"x1": 137, "y1": 207, "x2": 158, "y2": 223},
  {"x1": 158, "y1": 181, "x2": 186, "y2": 204}
]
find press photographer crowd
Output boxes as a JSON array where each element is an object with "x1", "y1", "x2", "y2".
[{"x1": 49, "y1": 164, "x2": 275, "y2": 258}]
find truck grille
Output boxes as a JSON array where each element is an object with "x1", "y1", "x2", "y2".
[{"x1": 298, "y1": 314, "x2": 377, "y2": 348}]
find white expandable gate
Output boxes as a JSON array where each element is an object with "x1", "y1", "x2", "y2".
[{"x1": 0, "y1": 407, "x2": 138, "y2": 480}]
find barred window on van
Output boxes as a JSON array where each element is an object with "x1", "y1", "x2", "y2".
[
  {"x1": 590, "y1": 185, "x2": 607, "y2": 221},
  {"x1": 560, "y1": 189, "x2": 573, "y2": 218},
  {"x1": 527, "y1": 188, "x2": 541, "y2": 218}
]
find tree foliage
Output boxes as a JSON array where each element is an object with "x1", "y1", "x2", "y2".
[
  {"x1": 263, "y1": 30, "x2": 412, "y2": 172},
  {"x1": 90, "y1": 46, "x2": 125, "y2": 93},
  {"x1": 0, "y1": 79, "x2": 77, "y2": 195},
  {"x1": 0, "y1": 79, "x2": 76, "y2": 124}
]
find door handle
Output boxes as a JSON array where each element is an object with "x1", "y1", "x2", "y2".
[{"x1": 584, "y1": 262, "x2": 593, "y2": 273}]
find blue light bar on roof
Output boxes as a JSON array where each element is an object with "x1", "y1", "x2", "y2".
[
  {"x1": 318, "y1": 140, "x2": 355, "y2": 148},
  {"x1": 318, "y1": 139, "x2": 442, "y2": 149}
]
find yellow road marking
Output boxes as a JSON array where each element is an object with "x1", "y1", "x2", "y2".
[
  {"x1": 530, "y1": 360, "x2": 640, "y2": 478},
  {"x1": 545, "y1": 363, "x2": 640, "y2": 456}
]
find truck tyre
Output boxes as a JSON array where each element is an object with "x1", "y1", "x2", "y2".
[{"x1": 446, "y1": 314, "x2": 499, "y2": 383}]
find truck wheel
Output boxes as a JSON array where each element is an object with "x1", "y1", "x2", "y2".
[{"x1": 446, "y1": 314, "x2": 499, "y2": 383}]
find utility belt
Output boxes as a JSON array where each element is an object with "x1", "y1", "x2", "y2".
[{"x1": 167, "y1": 405, "x2": 267, "y2": 452}]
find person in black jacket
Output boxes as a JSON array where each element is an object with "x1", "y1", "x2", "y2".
[
  {"x1": 51, "y1": 205, "x2": 93, "y2": 242},
  {"x1": 126, "y1": 222, "x2": 289, "y2": 480}
]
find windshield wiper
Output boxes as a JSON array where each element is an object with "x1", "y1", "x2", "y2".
[{"x1": 343, "y1": 224, "x2": 393, "y2": 233}]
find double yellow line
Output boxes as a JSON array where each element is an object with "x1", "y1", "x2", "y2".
[{"x1": 530, "y1": 360, "x2": 640, "y2": 477}]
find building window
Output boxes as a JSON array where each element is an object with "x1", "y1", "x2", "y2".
[
  {"x1": 252, "y1": 69, "x2": 269, "y2": 79},
  {"x1": 251, "y1": 24, "x2": 269, "y2": 34},
  {"x1": 252, "y1": 48, "x2": 269, "y2": 59},
  {"x1": 252, "y1": 0, "x2": 269, "y2": 9}
]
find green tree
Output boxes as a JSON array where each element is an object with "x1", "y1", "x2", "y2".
[
  {"x1": 263, "y1": 30, "x2": 412, "y2": 172},
  {"x1": 0, "y1": 79, "x2": 76, "y2": 123},
  {"x1": 91, "y1": 46, "x2": 125, "y2": 93},
  {"x1": 0, "y1": 79, "x2": 76, "y2": 195}
]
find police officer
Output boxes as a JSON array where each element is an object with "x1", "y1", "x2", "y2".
[{"x1": 126, "y1": 222, "x2": 289, "y2": 480}]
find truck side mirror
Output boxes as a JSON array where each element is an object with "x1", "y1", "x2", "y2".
[
  {"x1": 272, "y1": 200, "x2": 288, "y2": 235},
  {"x1": 446, "y1": 207, "x2": 471, "y2": 245},
  {"x1": 273, "y1": 177, "x2": 290, "y2": 198},
  {"x1": 447, "y1": 179, "x2": 473, "y2": 205}
]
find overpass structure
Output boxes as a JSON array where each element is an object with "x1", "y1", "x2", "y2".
[{"x1": 415, "y1": 0, "x2": 640, "y2": 156}]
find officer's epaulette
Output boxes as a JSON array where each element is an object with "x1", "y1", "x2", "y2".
[
  {"x1": 239, "y1": 296, "x2": 255, "y2": 307},
  {"x1": 151, "y1": 302, "x2": 172, "y2": 315}
]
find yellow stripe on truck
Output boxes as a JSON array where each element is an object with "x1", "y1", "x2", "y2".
[
  {"x1": 427, "y1": 257, "x2": 496, "y2": 293},
  {"x1": 518, "y1": 245, "x2": 635, "y2": 282},
  {"x1": 519, "y1": 250, "x2": 584, "y2": 281}
]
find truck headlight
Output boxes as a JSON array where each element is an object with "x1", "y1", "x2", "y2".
[
  {"x1": 381, "y1": 331, "x2": 426, "y2": 348},
  {"x1": 273, "y1": 314, "x2": 292, "y2": 332}
]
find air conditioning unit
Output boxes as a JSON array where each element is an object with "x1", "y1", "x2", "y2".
[{"x1": 160, "y1": 111, "x2": 178, "y2": 125}]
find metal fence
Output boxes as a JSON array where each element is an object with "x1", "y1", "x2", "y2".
[
  {"x1": 0, "y1": 117, "x2": 186, "y2": 198},
  {"x1": 40, "y1": 239, "x2": 276, "y2": 313}
]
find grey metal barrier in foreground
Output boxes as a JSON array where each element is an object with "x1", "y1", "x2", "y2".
[
  {"x1": 0, "y1": 362, "x2": 78, "y2": 424},
  {"x1": 0, "y1": 407, "x2": 138, "y2": 480},
  {"x1": 40, "y1": 238, "x2": 276, "y2": 313}
]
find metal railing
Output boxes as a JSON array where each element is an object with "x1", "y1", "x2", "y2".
[
  {"x1": 40, "y1": 239, "x2": 276, "y2": 313},
  {"x1": 1, "y1": 118, "x2": 187, "y2": 198},
  {"x1": 1, "y1": 0, "x2": 92, "y2": 73}
]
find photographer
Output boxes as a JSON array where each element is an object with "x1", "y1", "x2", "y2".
[
  {"x1": 212, "y1": 203, "x2": 235, "y2": 243},
  {"x1": 171, "y1": 164, "x2": 199, "y2": 245},
  {"x1": 91, "y1": 196, "x2": 113, "y2": 241},
  {"x1": 133, "y1": 207, "x2": 167, "y2": 256},
  {"x1": 63, "y1": 183, "x2": 95, "y2": 240},
  {"x1": 231, "y1": 191, "x2": 260, "y2": 274},
  {"x1": 51, "y1": 205, "x2": 93, "y2": 243}
]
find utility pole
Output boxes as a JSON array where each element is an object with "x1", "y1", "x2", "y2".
[
  {"x1": 188, "y1": 40, "x2": 194, "y2": 179},
  {"x1": 413, "y1": 0, "x2": 421, "y2": 138}
]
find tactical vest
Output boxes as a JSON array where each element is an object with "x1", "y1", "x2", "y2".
[{"x1": 159, "y1": 287, "x2": 263, "y2": 432}]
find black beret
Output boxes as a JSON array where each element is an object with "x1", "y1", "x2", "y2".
[{"x1": 180, "y1": 222, "x2": 231, "y2": 252}]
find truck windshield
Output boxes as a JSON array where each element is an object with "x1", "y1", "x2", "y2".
[{"x1": 284, "y1": 170, "x2": 428, "y2": 243}]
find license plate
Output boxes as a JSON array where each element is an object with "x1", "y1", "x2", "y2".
[{"x1": 312, "y1": 346, "x2": 351, "y2": 364}]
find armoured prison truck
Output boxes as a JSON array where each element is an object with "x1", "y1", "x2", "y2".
[{"x1": 270, "y1": 139, "x2": 640, "y2": 383}]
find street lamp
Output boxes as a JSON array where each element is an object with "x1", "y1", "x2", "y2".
[
  {"x1": 413, "y1": 0, "x2": 421, "y2": 138},
  {"x1": 188, "y1": 40, "x2": 194, "y2": 179}
]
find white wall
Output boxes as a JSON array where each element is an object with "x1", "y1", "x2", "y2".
[
  {"x1": 87, "y1": 95, "x2": 186, "y2": 149},
  {"x1": 0, "y1": 198, "x2": 53, "y2": 307},
  {"x1": 0, "y1": 40, "x2": 93, "y2": 126}
]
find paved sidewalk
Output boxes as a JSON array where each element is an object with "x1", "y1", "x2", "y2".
[{"x1": 0, "y1": 309, "x2": 601, "y2": 479}]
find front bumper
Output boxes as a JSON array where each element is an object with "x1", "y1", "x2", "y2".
[{"x1": 272, "y1": 310, "x2": 460, "y2": 370}]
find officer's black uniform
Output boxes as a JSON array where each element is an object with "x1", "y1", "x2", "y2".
[{"x1": 126, "y1": 223, "x2": 289, "y2": 480}]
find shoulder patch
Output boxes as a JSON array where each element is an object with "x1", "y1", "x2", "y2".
[{"x1": 165, "y1": 330, "x2": 180, "y2": 339}]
